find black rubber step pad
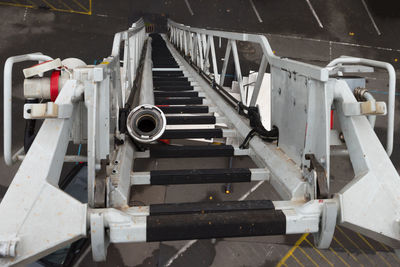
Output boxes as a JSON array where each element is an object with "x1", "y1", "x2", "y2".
[
  {"x1": 146, "y1": 209, "x2": 286, "y2": 241},
  {"x1": 154, "y1": 85, "x2": 194, "y2": 91},
  {"x1": 166, "y1": 115, "x2": 215, "y2": 125},
  {"x1": 153, "y1": 80, "x2": 191, "y2": 87},
  {"x1": 153, "y1": 64, "x2": 179, "y2": 68},
  {"x1": 155, "y1": 97, "x2": 203, "y2": 105},
  {"x1": 159, "y1": 106, "x2": 209, "y2": 114},
  {"x1": 149, "y1": 168, "x2": 251, "y2": 185},
  {"x1": 153, "y1": 71, "x2": 184, "y2": 77},
  {"x1": 161, "y1": 129, "x2": 222, "y2": 139},
  {"x1": 150, "y1": 145, "x2": 234, "y2": 158},
  {"x1": 154, "y1": 91, "x2": 198, "y2": 97},
  {"x1": 153, "y1": 77, "x2": 188, "y2": 82},
  {"x1": 150, "y1": 200, "x2": 274, "y2": 215}
]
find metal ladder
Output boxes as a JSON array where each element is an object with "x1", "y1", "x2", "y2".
[
  {"x1": 2, "y1": 18, "x2": 400, "y2": 265},
  {"x1": 129, "y1": 33, "x2": 283, "y2": 241}
]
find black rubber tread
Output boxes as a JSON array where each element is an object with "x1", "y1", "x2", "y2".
[
  {"x1": 155, "y1": 97, "x2": 203, "y2": 105},
  {"x1": 150, "y1": 145, "x2": 234, "y2": 158},
  {"x1": 146, "y1": 209, "x2": 286, "y2": 241},
  {"x1": 158, "y1": 106, "x2": 209, "y2": 114},
  {"x1": 149, "y1": 168, "x2": 251, "y2": 185},
  {"x1": 161, "y1": 129, "x2": 223, "y2": 139},
  {"x1": 149, "y1": 200, "x2": 274, "y2": 215},
  {"x1": 166, "y1": 115, "x2": 216, "y2": 125}
]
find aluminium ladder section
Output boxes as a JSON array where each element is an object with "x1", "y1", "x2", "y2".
[{"x1": 133, "y1": 33, "x2": 284, "y2": 241}]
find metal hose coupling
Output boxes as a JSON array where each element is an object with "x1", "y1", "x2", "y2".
[{"x1": 126, "y1": 104, "x2": 166, "y2": 143}]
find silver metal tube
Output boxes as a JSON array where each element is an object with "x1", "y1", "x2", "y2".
[
  {"x1": 250, "y1": 55, "x2": 268, "y2": 106},
  {"x1": 126, "y1": 37, "x2": 166, "y2": 143},
  {"x1": 327, "y1": 57, "x2": 395, "y2": 156},
  {"x1": 139, "y1": 38, "x2": 154, "y2": 105},
  {"x1": 17, "y1": 155, "x2": 88, "y2": 162},
  {"x1": 4, "y1": 53, "x2": 53, "y2": 166}
]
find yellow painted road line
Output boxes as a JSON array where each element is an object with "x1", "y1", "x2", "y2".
[
  {"x1": 298, "y1": 246, "x2": 319, "y2": 267},
  {"x1": 329, "y1": 247, "x2": 351, "y2": 267},
  {"x1": 71, "y1": 0, "x2": 88, "y2": 12},
  {"x1": 41, "y1": 0, "x2": 56, "y2": 10},
  {"x1": 336, "y1": 226, "x2": 375, "y2": 265},
  {"x1": 357, "y1": 233, "x2": 392, "y2": 267},
  {"x1": 333, "y1": 236, "x2": 364, "y2": 266},
  {"x1": 0, "y1": 0, "x2": 91, "y2": 15},
  {"x1": 291, "y1": 254, "x2": 305, "y2": 267},
  {"x1": 304, "y1": 237, "x2": 334, "y2": 266},
  {"x1": 0, "y1": 2, "x2": 33, "y2": 8},
  {"x1": 276, "y1": 233, "x2": 308, "y2": 267},
  {"x1": 379, "y1": 242, "x2": 400, "y2": 264},
  {"x1": 58, "y1": 0, "x2": 73, "y2": 11}
]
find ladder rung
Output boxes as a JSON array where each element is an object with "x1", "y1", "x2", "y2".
[
  {"x1": 146, "y1": 209, "x2": 286, "y2": 242},
  {"x1": 131, "y1": 168, "x2": 269, "y2": 185},
  {"x1": 153, "y1": 71, "x2": 184, "y2": 77},
  {"x1": 150, "y1": 200, "x2": 274, "y2": 215},
  {"x1": 154, "y1": 91, "x2": 198, "y2": 97},
  {"x1": 166, "y1": 115, "x2": 216, "y2": 125},
  {"x1": 155, "y1": 97, "x2": 203, "y2": 105},
  {"x1": 154, "y1": 86, "x2": 193, "y2": 91},
  {"x1": 150, "y1": 145, "x2": 234, "y2": 158},
  {"x1": 153, "y1": 64, "x2": 180, "y2": 68},
  {"x1": 161, "y1": 129, "x2": 223, "y2": 139},
  {"x1": 154, "y1": 80, "x2": 191, "y2": 87},
  {"x1": 152, "y1": 68, "x2": 182, "y2": 71},
  {"x1": 153, "y1": 77, "x2": 188, "y2": 82},
  {"x1": 153, "y1": 62, "x2": 178, "y2": 66},
  {"x1": 159, "y1": 106, "x2": 209, "y2": 114}
]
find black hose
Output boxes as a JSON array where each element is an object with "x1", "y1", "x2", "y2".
[{"x1": 24, "y1": 99, "x2": 38, "y2": 153}]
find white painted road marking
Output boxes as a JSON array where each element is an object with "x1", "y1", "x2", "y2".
[
  {"x1": 361, "y1": 0, "x2": 381, "y2": 35},
  {"x1": 249, "y1": 0, "x2": 263, "y2": 23},
  {"x1": 305, "y1": 0, "x2": 323, "y2": 28},
  {"x1": 184, "y1": 0, "x2": 194, "y2": 16},
  {"x1": 265, "y1": 33, "x2": 400, "y2": 52}
]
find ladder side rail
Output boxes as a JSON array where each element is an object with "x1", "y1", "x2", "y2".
[{"x1": 110, "y1": 18, "x2": 146, "y2": 105}]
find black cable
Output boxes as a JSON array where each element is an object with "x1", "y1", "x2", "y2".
[
  {"x1": 24, "y1": 99, "x2": 39, "y2": 153},
  {"x1": 171, "y1": 39, "x2": 280, "y2": 148}
]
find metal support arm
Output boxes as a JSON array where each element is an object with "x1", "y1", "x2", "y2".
[{"x1": 0, "y1": 80, "x2": 87, "y2": 266}]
